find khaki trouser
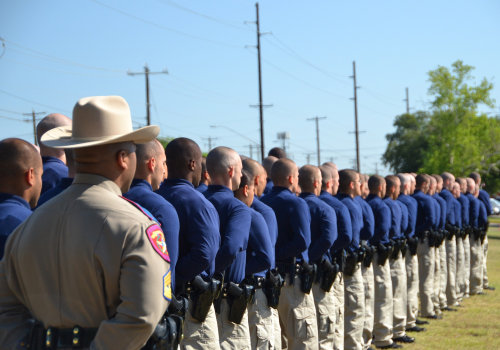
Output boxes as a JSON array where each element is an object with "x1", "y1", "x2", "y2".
[
  {"x1": 482, "y1": 236, "x2": 489, "y2": 288},
  {"x1": 278, "y1": 275, "x2": 319, "y2": 350},
  {"x1": 217, "y1": 298, "x2": 251, "y2": 350},
  {"x1": 333, "y1": 273, "x2": 344, "y2": 350},
  {"x1": 438, "y1": 242, "x2": 447, "y2": 309},
  {"x1": 181, "y1": 304, "x2": 220, "y2": 350},
  {"x1": 405, "y1": 250, "x2": 419, "y2": 328},
  {"x1": 344, "y1": 262, "x2": 365, "y2": 350},
  {"x1": 417, "y1": 238, "x2": 435, "y2": 317},
  {"x1": 361, "y1": 262, "x2": 374, "y2": 350},
  {"x1": 248, "y1": 289, "x2": 275, "y2": 350},
  {"x1": 390, "y1": 252, "x2": 407, "y2": 338},
  {"x1": 445, "y1": 236, "x2": 457, "y2": 306},
  {"x1": 470, "y1": 236, "x2": 484, "y2": 294},
  {"x1": 463, "y1": 235, "x2": 471, "y2": 297},
  {"x1": 455, "y1": 236, "x2": 465, "y2": 301},
  {"x1": 432, "y1": 244, "x2": 442, "y2": 314},
  {"x1": 372, "y1": 252, "x2": 394, "y2": 348},
  {"x1": 312, "y1": 282, "x2": 336, "y2": 350},
  {"x1": 272, "y1": 307, "x2": 281, "y2": 350}
]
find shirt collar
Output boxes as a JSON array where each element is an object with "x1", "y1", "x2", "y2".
[{"x1": 73, "y1": 173, "x2": 122, "y2": 196}]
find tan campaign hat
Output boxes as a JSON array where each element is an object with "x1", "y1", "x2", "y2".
[{"x1": 41, "y1": 95, "x2": 159, "y2": 148}]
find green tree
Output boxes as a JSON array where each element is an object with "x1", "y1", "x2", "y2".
[{"x1": 382, "y1": 111, "x2": 430, "y2": 173}]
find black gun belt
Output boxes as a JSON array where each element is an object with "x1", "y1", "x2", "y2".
[{"x1": 41, "y1": 326, "x2": 97, "y2": 349}]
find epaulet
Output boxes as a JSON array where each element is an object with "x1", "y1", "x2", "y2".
[{"x1": 120, "y1": 195, "x2": 155, "y2": 221}]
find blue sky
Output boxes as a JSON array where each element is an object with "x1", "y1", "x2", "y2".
[{"x1": 1, "y1": 0, "x2": 499, "y2": 174}]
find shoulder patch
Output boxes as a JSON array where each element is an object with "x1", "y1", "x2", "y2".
[
  {"x1": 163, "y1": 268, "x2": 172, "y2": 301},
  {"x1": 146, "y1": 224, "x2": 170, "y2": 262}
]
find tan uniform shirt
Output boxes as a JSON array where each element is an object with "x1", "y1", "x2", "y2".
[{"x1": 0, "y1": 174, "x2": 171, "y2": 350}]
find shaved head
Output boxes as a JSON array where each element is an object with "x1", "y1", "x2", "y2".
[
  {"x1": 271, "y1": 158, "x2": 297, "y2": 187},
  {"x1": 134, "y1": 139, "x2": 165, "y2": 190},
  {"x1": 298, "y1": 165, "x2": 321, "y2": 194},
  {"x1": 262, "y1": 156, "x2": 278, "y2": 178},
  {"x1": 0, "y1": 138, "x2": 43, "y2": 207},
  {"x1": 165, "y1": 137, "x2": 202, "y2": 185},
  {"x1": 319, "y1": 165, "x2": 332, "y2": 187},
  {"x1": 466, "y1": 177, "x2": 475, "y2": 193},
  {"x1": 469, "y1": 171, "x2": 481, "y2": 185},
  {"x1": 338, "y1": 169, "x2": 358, "y2": 194},
  {"x1": 206, "y1": 146, "x2": 242, "y2": 190},
  {"x1": 37, "y1": 113, "x2": 72, "y2": 158},
  {"x1": 242, "y1": 158, "x2": 261, "y2": 180},
  {"x1": 268, "y1": 147, "x2": 286, "y2": 159},
  {"x1": 368, "y1": 175, "x2": 385, "y2": 195}
]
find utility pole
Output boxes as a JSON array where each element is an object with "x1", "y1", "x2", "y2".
[
  {"x1": 203, "y1": 136, "x2": 217, "y2": 151},
  {"x1": 307, "y1": 116, "x2": 326, "y2": 166},
  {"x1": 128, "y1": 64, "x2": 168, "y2": 126},
  {"x1": 350, "y1": 61, "x2": 361, "y2": 172},
  {"x1": 404, "y1": 87, "x2": 410, "y2": 114},
  {"x1": 23, "y1": 109, "x2": 45, "y2": 145}
]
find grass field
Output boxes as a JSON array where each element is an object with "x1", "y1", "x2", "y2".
[{"x1": 402, "y1": 216, "x2": 500, "y2": 350}]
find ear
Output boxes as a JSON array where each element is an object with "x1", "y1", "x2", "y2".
[
  {"x1": 25, "y1": 168, "x2": 35, "y2": 187},
  {"x1": 243, "y1": 184, "x2": 249, "y2": 197},
  {"x1": 188, "y1": 159, "x2": 196, "y2": 171},
  {"x1": 254, "y1": 174, "x2": 260, "y2": 187},
  {"x1": 116, "y1": 150, "x2": 130, "y2": 170},
  {"x1": 313, "y1": 179, "x2": 319, "y2": 189},
  {"x1": 287, "y1": 175, "x2": 293, "y2": 185},
  {"x1": 326, "y1": 179, "x2": 332, "y2": 188},
  {"x1": 349, "y1": 181, "x2": 355, "y2": 190},
  {"x1": 228, "y1": 166, "x2": 234, "y2": 178},
  {"x1": 147, "y1": 157, "x2": 156, "y2": 172}
]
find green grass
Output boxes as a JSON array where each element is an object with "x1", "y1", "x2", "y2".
[{"x1": 403, "y1": 216, "x2": 500, "y2": 349}]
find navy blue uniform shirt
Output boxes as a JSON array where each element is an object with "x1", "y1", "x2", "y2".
[
  {"x1": 125, "y1": 179, "x2": 180, "y2": 289},
  {"x1": 0, "y1": 193, "x2": 32, "y2": 258},
  {"x1": 158, "y1": 179, "x2": 220, "y2": 290},
  {"x1": 41, "y1": 156, "x2": 68, "y2": 195},
  {"x1": 429, "y1": 195, "x2": 441, "y2": 230},
  {"x1": 37, "y1": 177, "x2": 73, "y2": 207},
  {"x1": 478, "y1": 189, "x2": 492, "y2": 216},
  {"x1": 196, "y1": 183, "x2": 208, "y2": 193},
  {"x1": 466, "y1": 193, "x2": 480, "y2": 228},
  {"x1": 204, "y1": 185, "x2": 251, "y2": 284},
  {"x1": 384, "y1": 197, "x2": 403, "y2": 240},
  {"x1": 397, "y1": 200, "x2": 409, "y2": 237},
  {"x1": 398, "y1": 194, "x2": 417, "y2": 238},
  {"x1": 246, "y1": 208, "x2": 273, "y2": 277},
  {"x1": 261, "y1": 186, "x2": 311, "y2": 272},
  {"x1": 439, "y1": 189, "x2": 457, "y2": 225},
  {"x1": 262, "y1": 179, "x2": 273, "y2": 196},
  {"x1": 336, "y1": 193, "x2": 362, "y2": 252},
  {"x1": 319, "y1": 191, "x2": 352, "y2": 252},
  {"x1": 478, "y1": 200, "x2": 488, "y2": 228},
  {"x1": 457, "y1": 194, "x2": 470, "y2": 227},
  {"x1": 355, "y1": 196, "x2": 375, "y2": 242},
  {"x1": 299, "y1": 192, "x2": 337, "y2": 263},
  {"x1": 251, "y1": 197, "x2": 278, "y2": 269},
  {"x1": 366, "y1": 194, "x2": 391, "y2": 245},
  {"x1": 433, "y1": 193, "x2": 447, "y2": 230},
  {"x1": 412, "y1": 190, "x2": 436, "y2": 234},
  {"x1": 453, "y1": 198, "x2": 462, "y2": 228}
]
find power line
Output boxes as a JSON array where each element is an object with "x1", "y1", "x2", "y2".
[
  {"x1": 23, "y1": 110, "x2": 45, "y2": 145},
  {"x1": 307, "y1": 116, "x2": 327, "y2": 166},
  {"x1": 0, "y1": 115, "x2": 24, "y2": 122},
  {"x1": 0, "y1": 88, "x2": 69, "y2": 114},
  {"x1": 89, "y1": 0, "x2": 242, "y2": 49}
]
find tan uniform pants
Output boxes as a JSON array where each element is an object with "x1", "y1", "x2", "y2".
[
  {"x1": 445, "y1": 236, "x2": 457, "y2": 306},
  {"x1": 312, "y1": 282, "x2": 336, "y2": 350},
  {"x1": 361, "y1": 262, "x2": 374, "y2": 350},
  {"x1": 344, "y1": 262, "x2": 365, "y2": 350},
  {"x1": 333, "y1": 272, "x2": 344, "y2": 350},
  {"x1": 217, "y1": 298, "x2": 251, "y2": 350},
  {"x1": 248, "y1": 289, "x2": 275, "y2": 350},
  {"x1": 455, "y1": 235, "x2": 465, "y2": 301},
  {"x1": 417, "y1": 238, "x2": 435, "y2": 317},
  {"x1": 372, "y1": 252, "x2": 394, "y2": 348},
  {"x1": 470, "y1": 236, "x2": 484, "y2": 295},
  {"x1": 432, "y1": 244, "x2": 442, "y2": 314},
  {"x1": 483, "y1": 236, "x2": 489, "y2": 288},
  {"x1": 278, "y1": 275, "x2": 319, "y2": 350},
  {"x1": 272, "y1": 307, "x2": 281, "y2": 350},
  {"x1": 463, "y1": 235, "x2": 471, "y2": 297},
  {"x1": 390, "y1": 252, "x2": 407, "y2": 338},
  {"x1": 438, "y1": 242, "x2": 447, "y2": 310},
  {"x1": 405, "y1": 250, "x2": 419, "y2": 328},
  {"x1": 181, "y1": 303, "x2": 220, "y2": 350}
]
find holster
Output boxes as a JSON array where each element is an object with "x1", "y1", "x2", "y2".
[
  {"x1": 343, "y1": 252, "x2": 358, "y2": 276},
  {"x1": 143, "y1": 314, "x2": 184, "y2": 350},
  {"x1": 362, "y1": 244, "x2": 374, "y2": 268},
  {"x1": 298, "y1": 261, "x2": 317, "y2": 294},
  {"x1": 480, "y1": 229, "x2": 487, "y2": 244},
  {"x1": 226, "y1": 282, "x2": 254, "y2": 324},
  {"x1": 437, "y1": 230, "x2": 445, "y2": 246},
  {"x1": 333, "y1": 250, "x2": 347, "y2": 273},
  {"x1": 390, "y1": 239, "x2": 400, "y2": 260},
  {"x1": 376, "y1": 243, "x2": 390, "y2": 266},
  {"x1": 407, "y1": 236, "x2": 418, "y2": 256},
  {"x1": 189, "y1": 274, "x2": 222, "y2": 322},
  {"x1": 263, "y1": 269, "x2": 284, "y2": 309},
  {"x1": 317, "y1": 259, "x2": 337, "y2": 292}
]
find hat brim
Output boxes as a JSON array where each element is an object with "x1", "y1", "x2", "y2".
[{"x1": 40, "y1": 125, "x2": 160, "y2": 149}]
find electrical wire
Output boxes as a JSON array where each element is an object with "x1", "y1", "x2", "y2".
[{"x1": 0, "y1": 88, "x2": 70, "y2": 114}]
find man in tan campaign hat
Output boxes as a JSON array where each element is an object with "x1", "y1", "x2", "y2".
[{"x1": 0, "y1": 96, "x2": 171, "y2": 350}]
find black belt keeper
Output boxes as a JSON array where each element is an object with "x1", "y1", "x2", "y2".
[{"x1": 36, "y1": 326, "x2": 98, "y2": 349}]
